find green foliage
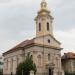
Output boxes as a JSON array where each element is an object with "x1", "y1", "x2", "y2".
[
  {"x1": 16, "y1": 62, "x2": 24, "y2": 75},
  {"x1": 0, "y1": 69, "x2": 3, "y2": 75},
  {"x1": 65, "y1": 72, "x2": 75, "y2": 75},
  {"x1": 0, "y1": 61, "x2": 3, "y2": 75},
  {"x1": 16, "y1": 53, "x2": 37, "y2": 75},
  {"x1": 0, "y1": 62, "x2": 3, "y2": 65}
]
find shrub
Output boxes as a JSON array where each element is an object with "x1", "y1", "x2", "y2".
[{"x1": 16, "y1": 53, "x2": 37, "y2": 75}]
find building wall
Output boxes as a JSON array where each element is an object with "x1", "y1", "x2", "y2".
[
  {"x1": 62, "y1": 59, "x2": 75, "y2": 73},
  {"x1": 3, "y1": 45, "x2": 63, "y2": 75},
  {"x1": 25, "y1": 45, "x2": 63, "y2": 75},
  {"x1": 35, "y1": 35, "x2": 60, "y2": 48},
  {"x1": 3, "y1": 50, "x2": 24, "y2": 74}
]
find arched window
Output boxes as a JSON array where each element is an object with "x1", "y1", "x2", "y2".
[
  {"x1": 6, "y1": 59, "x2": 8, "y2": 70},
  {"x1": 17, "y1": 56, "x2": 19, "y2": 66},
  {"x1": 48, "y1": 54, "x2": 50, "y2": 61},
  {"x1": 39, "y1": 23, "x2": 41, "y2": 31},
  {"x1": 37, "y1": 55, "x2": 41, "y2": 66},
  {"x1": 47, "y1": 22, "x2": 49, "y2": 31},
  {"x1": 11, "y1": 58, "x2": 13, "y2": 71}
]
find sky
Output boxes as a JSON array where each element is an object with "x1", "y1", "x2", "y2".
[{"x1": 0, "y1": 0, "x2": 75, "y2": 55}]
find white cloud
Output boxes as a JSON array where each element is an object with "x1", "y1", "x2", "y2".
[
  {"x1": 0, "y1": 0, "x2": 75, "y2": 55},
  {"x1": 54, "y1": 29, "x2": 75, "y2": 54},
  {"x1": 48, "y1": 0, "x2": 63, "y2": 7},
  {"x1": 0, "y1": 39, "x2": 20, "y2": 54}
]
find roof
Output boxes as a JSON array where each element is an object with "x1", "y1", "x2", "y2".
[
  {"x1": 3, "y1": 36, "x2": 62, "y2": 56},
  {"x1": 3, "y1": 39, "x2": 34, "y2": 56},
  {"x1": 62, "y1": 52, "x2": 75, "y2": 60}
]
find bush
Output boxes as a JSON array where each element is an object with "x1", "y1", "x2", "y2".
[
  {"x1": 16, "y1": 53, "x2": 37, "y2": 75},
  {"x1": 65, "y1": 72, "x2": 75, "y2": 75},
  {"x1": 0, "y1": 69, "x2": 3, "y2": 75}
]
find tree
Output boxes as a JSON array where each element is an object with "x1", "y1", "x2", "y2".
[
  {"x1": 16, "y1": 62, "x2": 24, "y2": 75},
  {"x1": 0, "y1": 69, "x2": 3, "y2": 75},
  {"x1": 16, "y1": 53, "x2": 37, "y2": 75},
  {"x1": 65, "y1": 72, "x2": 75, "y2": 75},
  {"x1": 0, "y1": 62, "x2": 3, "y2": 75}
]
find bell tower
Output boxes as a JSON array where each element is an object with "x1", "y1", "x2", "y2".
[{"x1": 35, "y1": 0, "x2": 54, "y2": 37}]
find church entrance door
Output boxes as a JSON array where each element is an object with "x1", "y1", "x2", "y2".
[{"x1": 49, "y1": 68, "x2": 53, "y2": 75}]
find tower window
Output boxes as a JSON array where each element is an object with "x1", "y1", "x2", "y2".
[
  {"x1": 39, "y1": 23, "x2": 41, "y2": 31},
  {"x1": 47, "y1": 22, "x2": 49, "y2": 31},
  {"x1": 48, "y1": 54, "x2": 50, "y2": 61}
]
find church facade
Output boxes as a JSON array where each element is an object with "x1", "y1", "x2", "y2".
[{"x1": 3, "y1": 0, "x2": 64, "y2": 75}]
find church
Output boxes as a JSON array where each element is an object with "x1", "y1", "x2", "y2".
[{"x1": 3, "y1": 0, "x2": 64, "y2": 75}]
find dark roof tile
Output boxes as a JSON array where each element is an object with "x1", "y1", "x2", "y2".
[{"x1": 62, "y1": 52, "x2": 75, "y2": 59}]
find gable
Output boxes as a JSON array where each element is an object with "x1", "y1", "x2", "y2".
[{"x1": 34, "y1": 34, "x2": 61, "y2": 48}]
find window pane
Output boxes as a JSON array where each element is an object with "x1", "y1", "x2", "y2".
[
  {"x1": 39, "y1": 23, "x2": 41, "y2": 31},
  {"x1": 48, "y1": 54, "x2": 50, "y2": 60},
  {"x1": 47, "y1": 22, "x2": 49, "y2": 31}
]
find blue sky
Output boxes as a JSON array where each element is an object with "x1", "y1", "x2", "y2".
[{"x1": 0, "y1": 0, "x2": 75, "y2": 55}]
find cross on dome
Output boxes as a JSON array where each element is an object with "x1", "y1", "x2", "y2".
[{"x1": 41, "y1": 0, "x2": 47, "y2": 9}]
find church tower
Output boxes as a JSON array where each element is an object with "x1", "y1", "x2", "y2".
[{"x1": 35, "y1": 0, "x2": 54, "y2": 37}]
